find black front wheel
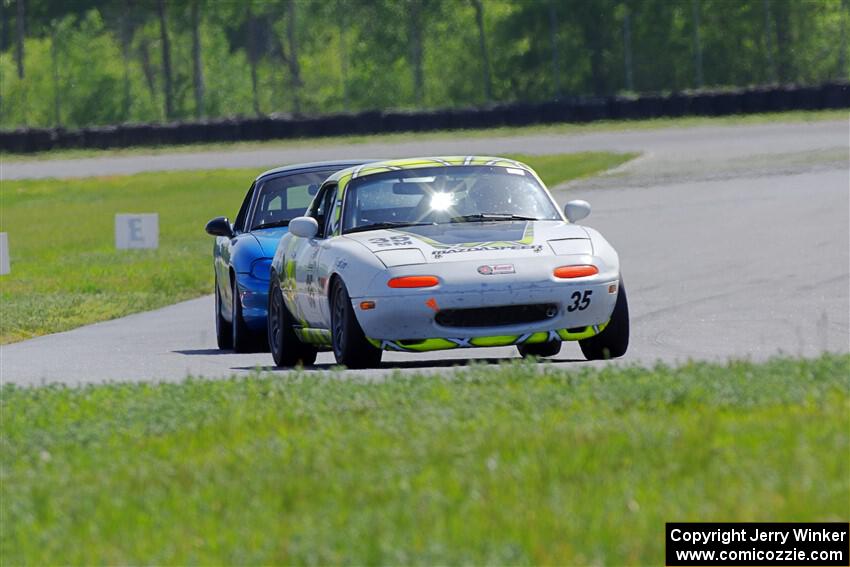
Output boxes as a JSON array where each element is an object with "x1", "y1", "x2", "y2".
[
  {"x1": 268, "y1": 278, "x2": 317, "y2": 367},
  {"x1": 579, "y1": 278, "x2": 630, "y2": 360},
  {"x1": 330, "y1": 279, "x2": 382, "y2": 369}
]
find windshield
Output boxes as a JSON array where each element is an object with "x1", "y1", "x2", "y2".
[
  {"x1": 342, "y1": 165, "x2": 560, "y2": 234},
  {"x1": 249, "y1": 170, "x2": 335, "y2": 230}
]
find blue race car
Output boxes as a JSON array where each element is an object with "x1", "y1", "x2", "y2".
[{"x1": 205, "y1": 160, "x2": 373, "y2": 352}]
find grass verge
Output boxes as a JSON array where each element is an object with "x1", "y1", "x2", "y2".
[
  {"x1": 2, "y1": 355, "x2": 848, "y2": 564},
  {"x1": 0, "y1": 151, "x2": 635, "y2": 343},
  {"x1": 1, "y1": 109, "x2": 844, "y2": 163}
]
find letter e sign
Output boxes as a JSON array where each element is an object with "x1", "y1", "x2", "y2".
[{"x1": 115, "y1": 214, "x2": 159, "y2": 249}]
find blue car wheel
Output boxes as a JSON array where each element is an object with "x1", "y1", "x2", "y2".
[{"x1": 215, "y1": 275, "x2": 233, "y2": 350}]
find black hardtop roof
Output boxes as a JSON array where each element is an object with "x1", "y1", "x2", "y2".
[{"x1": 256, "y1": 159, "x2": 379, "y2": 181}]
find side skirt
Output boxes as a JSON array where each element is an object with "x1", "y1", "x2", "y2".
[{"x1": 294, "y1": 326, "x2": 333, "y2": 348}]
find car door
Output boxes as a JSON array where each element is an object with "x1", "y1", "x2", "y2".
[
  {"x1": 291, "y1": 183, "x2": 337, "y2": 327},
  {"x1": 313, "y1": 183, "x2": 344, "y2": 329},
  {"x1": 217, "y1": 181, "x2": 255, "y2": 321}
]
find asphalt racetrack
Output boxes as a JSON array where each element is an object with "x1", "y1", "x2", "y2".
[{"x1": 2, "y1": 119, "x2": 848, "y2": 385}]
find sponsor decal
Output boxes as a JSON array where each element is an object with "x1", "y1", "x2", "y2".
[
  {"x1": 368, "y1": 235, "x2": 414, "y2": 248},
  {"x1": 477, "y1": 264, "x2": 516, "y2": 275},
  {"x1": 433, "y1": 244, "x2": 543, "y2": 259}
]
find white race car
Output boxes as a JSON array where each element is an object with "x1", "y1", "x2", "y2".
[{"x1": 267, "y1": 156, "x2": 629, "y2": 368}]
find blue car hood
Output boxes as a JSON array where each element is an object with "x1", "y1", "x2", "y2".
[{"x1": 251, "y1": 226, "x2": 289, "y2": 257}]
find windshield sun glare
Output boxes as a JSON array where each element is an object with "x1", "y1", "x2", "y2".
[{"x1": 430, "y1": 192, "x2": 454, "y2": 211}]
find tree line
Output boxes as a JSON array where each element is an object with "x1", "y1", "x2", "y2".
[{"x1": 0, "y1": 0, "x2": 846, "y2": 129}]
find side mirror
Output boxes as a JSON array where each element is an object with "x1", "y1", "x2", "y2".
[
  {"x1": 289, "y1": 216, "x2": 319, "y2": 239},
  {"x1": 564, "y1": 200, "x2": 591, "y2": 223},
  {"x1": 205, "y1": 216, "x2": 234, "y2": 238}
]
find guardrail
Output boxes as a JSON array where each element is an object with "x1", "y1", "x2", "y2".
[{"x1": 1, "y1": 82, "x2": 847, "y2": 153}]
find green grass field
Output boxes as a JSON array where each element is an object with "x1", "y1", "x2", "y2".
[
  {"x1": 0, "y1": 151, "x2": 635, "y2": 344},
  {"x1": 2, "y1": 355, "x2": 847, "y2": 564},
  {"x1": 2, "y1": 109, "x2": 845, "y2": 163}
]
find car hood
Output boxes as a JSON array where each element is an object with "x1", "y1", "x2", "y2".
[
  {"x1": 251, "y1": 226, "x2": 290, "y2": 257},
  {"x1": 343, "y1": 220, "x2": 590, "y2": 264}
]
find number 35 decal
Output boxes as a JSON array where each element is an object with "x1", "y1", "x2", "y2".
[{"x1": 567, "y1": 290, "x2": 592, "y2": 312}]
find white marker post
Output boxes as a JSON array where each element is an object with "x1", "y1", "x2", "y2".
[
  {"x1": 0, "y1": 232, "x2": 9, "y2": 275},
  {"x1": 115, "y1": 214, "x2": 159, "y2": 249}
]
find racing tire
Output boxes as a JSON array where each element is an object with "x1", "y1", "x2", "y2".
[
  {"x1": 215, "y1": 275, "x2": 233, "y2": 350},
  {"x1": 231, "y1": 276, "x2": 266, "y2": 353},
  {"x1": 517, "y1": 340, "x2": 562, "y2": 358},
  {"x1": 579, "y1": 278, "x2": 629, "y2": 360},
  {"x1": 268, "y1": 278, "x2": 317, "y2": 368},
  {"x1": 330, "y1": 278, "x2": 383, "y2": 369}
]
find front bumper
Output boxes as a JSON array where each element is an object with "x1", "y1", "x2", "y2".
[
  {"x1": 236, "y1": 273, "x2": 270, "y2": 332},
  {"x1": 352, "y1": 256, "x2": 619, "y2": 349},
  {"x1": 366, "y1": 323, "x2": 610, "y2": 352}
]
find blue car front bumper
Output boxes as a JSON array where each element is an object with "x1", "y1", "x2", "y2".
[{"x1": 236, "y1": 272, "x2": 270, "y2": 333}]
